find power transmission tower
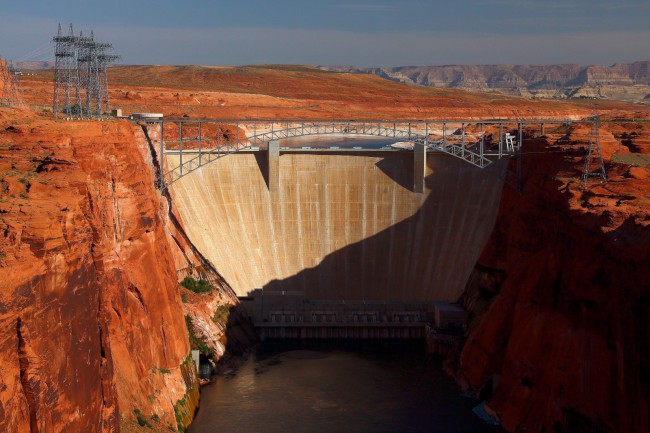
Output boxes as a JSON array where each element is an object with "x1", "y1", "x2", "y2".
[
  {"x1": 78, "y1": 31, "x2": 119, "y2": 118},
  {"x1": 582, "y1": 113, "x2": 607, "y2": 189},
  {"x1": 53, "y1": 24, "x2": 80, "y2": 117},
  {"x1": 97, "y1": 47, "x2": 120, "y2": 117},
  {"x1": 1, "y1": 57, "x2": 23, "y2": 107},
  {"x1": 77, "y1": 30, "x2": 96, "y2": 116},
  {"x1": 1, "y1": 58, "x2": 10, "y2": 105},
  {"x1": 52, "y1": 23, "x2": 119, "y2": 119},
  {"x1": 7, "y1": 62, "x2": 24, "y2": 107}
]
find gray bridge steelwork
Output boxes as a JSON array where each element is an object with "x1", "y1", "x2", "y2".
[{"x1": 150, "y1": 118, "x2": 604, "y2": 191}]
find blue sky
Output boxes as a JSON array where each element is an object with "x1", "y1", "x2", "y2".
[{"x1": 1, "y1": 0, "x2": 649, "y2": 66}]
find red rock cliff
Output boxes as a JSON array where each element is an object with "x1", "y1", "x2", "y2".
[
  {"x1": 452, "y1": 121, "x2": 650, "y2": 432},
  {"x1": 0, "y1": 108, "x2": 200, "y2": 432}
]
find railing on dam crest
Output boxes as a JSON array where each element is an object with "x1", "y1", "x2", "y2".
[{"x1": 143, "y1": 117, "x2": 606, "y2": 191}]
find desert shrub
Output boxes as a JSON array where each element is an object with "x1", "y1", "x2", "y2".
[
  {"x1": 133, "y1": 408, "x2": 152, "y2": 428},
  {"x1": 184, "y1": 315, "x2": 214, "y2": 356},
  {"x1": 180, "y1": 276, "x2": 212, "y2": 294},
  {"x1": 212, "y1": 305, "x2": 231, "y2": 328}
]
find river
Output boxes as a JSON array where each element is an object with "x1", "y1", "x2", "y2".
[{"x1": 188, "y1": 340, "x2": 503, "y2": 433}]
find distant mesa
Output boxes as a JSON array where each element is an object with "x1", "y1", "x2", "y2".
[
  {"x1": 13, "y1": 61, "x2": 55, "y2": 70},
  {"x1": 321, "y1": 61, "x2": 650, "y2": 104}
]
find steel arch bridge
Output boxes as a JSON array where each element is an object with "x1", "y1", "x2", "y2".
[{"x1": 154, "y1": 119, "x2": 525, "y2": 188}]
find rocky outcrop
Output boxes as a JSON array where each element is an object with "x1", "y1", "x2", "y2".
[
  {"x1": 450, "y1": 121, "x2": 650, "y2": 432},
  {"x1": 181, "y1": 282, "x2": 257, "y2": 370},
  {"x1": 321, "y1": 62, "x2": 650, "y2": 103},
  {"x1": 139, "y1": 121, "x2": 255, "y2": 371},
  {"x1": 608, "y1": 122, "x2": 650, "y2": 155},
  {"x1": 0, "y1": 108, "x2": 201, "y2": 432}
]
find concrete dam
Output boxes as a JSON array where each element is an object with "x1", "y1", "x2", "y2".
[{"x1": 167, "y1": 148, "x2": 507, "y2": 303}]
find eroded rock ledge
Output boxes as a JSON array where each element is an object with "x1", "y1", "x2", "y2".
[
  {"x1": 0, "y1": 108, "x2": 232, "y2": 432},
  {"x1": 449, "y1": 122, "x2": 650, "y2": 433}
]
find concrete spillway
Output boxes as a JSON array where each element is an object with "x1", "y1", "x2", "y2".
[{"x1": 168, "y1": 151, "x2": 507, "y2": 301}]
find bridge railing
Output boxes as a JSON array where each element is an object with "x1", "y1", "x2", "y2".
[
  {"x1": 162, "y1": 122, "x2": 404, "y2": 184},
  {"x1": 154, "y1": 118, "x2": 613, "y2": 189},
  {"x1": 160, "y1": 120, "x2": 505, "y2": 186}
]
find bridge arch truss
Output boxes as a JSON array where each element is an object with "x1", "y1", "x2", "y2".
[{"x1": 148, "y1": 118, "x2": 599, "y2": 190}]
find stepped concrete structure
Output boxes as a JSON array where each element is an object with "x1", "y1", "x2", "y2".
[{"x1": 167, "y1": 149, "x2": 508, "y2": 302}]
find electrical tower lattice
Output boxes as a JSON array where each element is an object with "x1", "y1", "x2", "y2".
[
  {"x1": 52, "y1": 23, "x2": 119, "y2": 118},
  {"x1": 582, "y1": 115, "x2": 607, "y2": 189},
  {"x1": 1, "y1": 57, "x2": 23, "y2": 107}
]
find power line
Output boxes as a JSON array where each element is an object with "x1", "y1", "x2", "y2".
[{"x1": 14, "y1": 42, "x2": 54, "y2": 62}]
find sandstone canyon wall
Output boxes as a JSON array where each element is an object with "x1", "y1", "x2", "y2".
[
  {"x1": 451, "y1": 123, "x2": 650, "y2": 433},
  {"x1": 0, "y1": 109, "x2": 208, "y2": 432}
]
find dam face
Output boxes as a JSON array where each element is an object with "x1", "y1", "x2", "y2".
[{"x1": 168, "y1": 151, "x2": 506, "y2": 302}]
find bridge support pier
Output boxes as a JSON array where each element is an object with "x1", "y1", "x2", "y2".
[
  {"x1": 268, "y1": 140, "x2": 280, "y2": 193},
  {"x1": 413, "y1": 142, "x2": 426, "y2": 193}
]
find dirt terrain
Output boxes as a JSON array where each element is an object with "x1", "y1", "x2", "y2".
[{"x1": 19, "y1": 65, "x2": 645, "y2": 120}]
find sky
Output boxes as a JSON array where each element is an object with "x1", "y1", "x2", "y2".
[{"x1": 1, "y1": 0, "x2": 649, "y2": 67}]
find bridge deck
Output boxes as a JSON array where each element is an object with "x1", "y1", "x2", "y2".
[
  {"x1": 146, "y1": 117, "x2": 607, "y2": 190},
  {"x1": 163, "y1": 147, "x2": 404, "y2": 155}
]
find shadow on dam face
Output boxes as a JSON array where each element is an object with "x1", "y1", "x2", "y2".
[{"x1": 168, "y1": 151, "x2": 508, "y2": 302}]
